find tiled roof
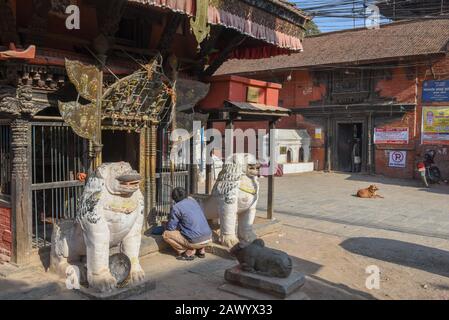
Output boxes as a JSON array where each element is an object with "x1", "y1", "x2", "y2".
[
  {"x1": 267, "y1": 0, "x2": 307, "y2": 17},
  {"x1": 216, "y1": 19, "x2": 449, "y2": 75}
]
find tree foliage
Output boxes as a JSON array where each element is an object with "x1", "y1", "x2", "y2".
[{"x1": 305, "y1": 20, "x2": 321, "y2": 36}]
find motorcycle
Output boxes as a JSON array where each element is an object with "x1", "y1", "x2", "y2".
[{"x1": 416, "y1": 150, "x2": 442, "y2": 187}]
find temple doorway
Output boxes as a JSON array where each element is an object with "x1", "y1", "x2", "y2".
[
  {"x1": 102, "y1": 130, "x2": 140, "y2": 171},
  {"x1": 336, "y1": 123, "x2": 363, "y2": 172}
]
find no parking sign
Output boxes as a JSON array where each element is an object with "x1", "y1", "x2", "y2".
[{"x1": 389, "y1": 151, "x2": 407, "y2": 168}]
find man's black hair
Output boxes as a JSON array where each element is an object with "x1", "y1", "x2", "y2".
[{"x1": 172, "y1": 187, "x2": 187, "y2": 203}]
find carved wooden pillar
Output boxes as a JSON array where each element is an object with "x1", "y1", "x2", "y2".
[
  {"x1": 149, "y1": 123, "x2": 157, "y2": 223},
  {"x1": 1, "y1": 83, "x2": 38, "y2": 265},
  {"x1": 143, "y1": 122, "x2": 157, "y2": 229},
  {"x1": 10, "y1": 117, "x2": 32, "y2": 265}
]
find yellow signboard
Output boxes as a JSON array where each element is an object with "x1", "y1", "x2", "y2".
[
  {"x1": 247, "y1": 86, "x2": 261, "y2": 103},
  {"x1": 422, "y1": 106, "x2": 449, "y2": 145}
]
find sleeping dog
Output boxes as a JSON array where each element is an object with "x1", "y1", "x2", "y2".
[{"x1": 357, "y1": 185, "x2": 384, "y2": 199}]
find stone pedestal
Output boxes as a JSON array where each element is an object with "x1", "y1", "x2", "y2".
[
  {"x1": 76, "y1": 278, "x2": 156, "y2": 300},
  {"x1": 224, "y1": 266, "x2": 306, "y2": 299}
]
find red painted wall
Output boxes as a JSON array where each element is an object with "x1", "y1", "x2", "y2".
[
  {"x1": 200, "y1": 75, "x2": 282, "y2": 110},
  {"x1": 0, "y1": 203, "x2": 12, "y2": 258},
  {"x1": 267, "y1": 56, "x2": 449, "y2": 179},
  {"x1": 200, "y1": 75, "x2": 282, "y2": 159}
]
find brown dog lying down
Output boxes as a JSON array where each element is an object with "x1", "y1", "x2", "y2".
[{"x1": 357, "y1": 185, "x2": 384, "y2": 199}]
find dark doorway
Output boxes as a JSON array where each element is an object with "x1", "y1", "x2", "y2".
[
  {"x1": 102, "y1": 130, "x2": 140, "y2": 171},
  {"x1": 287, "y1": 149, "x2": 293, "y2": 163},
  {"x1": 337, "y1": 123, "x2": 363, "y2": 172},
  {"x1": 299, "y1": 147, "x2": 305, "y2": 163}
]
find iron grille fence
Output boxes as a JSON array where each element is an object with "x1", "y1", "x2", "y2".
[
  {"x1": 31, "y1": 122, "x2": 89, "y2": 248},
  {"x1": 154, "y1": 126, "x2": 190, "y2": 224},
  {"x1": 0, "y1": 124, "x2": 11, "y2": 197}
]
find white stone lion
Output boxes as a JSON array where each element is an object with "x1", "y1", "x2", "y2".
[
  {"x1": 50, "y1": 162, "x2": 145, "y2": 293},
  {"x1": 204, "y1": 154, "x2": 260, "y2": 248}
]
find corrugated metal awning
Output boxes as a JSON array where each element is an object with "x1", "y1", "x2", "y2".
[
  {"x1": 128, "y1": 0, "x2": 306, "y2": 51},
  {"x1": 224, "y1": 100, "x2": 291, "y2": 117}
]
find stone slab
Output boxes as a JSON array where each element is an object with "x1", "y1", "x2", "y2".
[
  {"x1": 76, "y1": 279, "x2": 156, "y2": 300},
  {"x1": 219, "y1": 283, "x2": 310, "y2": 300},
  {"x1": 0, "y1": 263, "x2": 20, "y2": 277},
  {"x1": 224, "y1": 266, "x2": 306, "y2": 299},
  {"x1": 253, "y1": 217, "x2": 282, "y2": 237},
  {"x1": 205, "y1": 243, "x2": 235, "y2": 260}
]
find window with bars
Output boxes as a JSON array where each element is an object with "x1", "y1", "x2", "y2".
[
  {"x1": 0, "y1": 125, "x2": 11, "y2": 197},
  {"x1": 31, "y1": 122, "x2": 89, "y2": 248}
]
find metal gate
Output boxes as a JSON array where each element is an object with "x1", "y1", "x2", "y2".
[
  {"x1": 31, "y1": 122, "x2": 89, "y2": 248},
  {"x1": 30, "y1": 122, "x2": 190, "y2": 243},
  {"x1": 154, "y1": 126, "x2": 190, "y2": 224}
]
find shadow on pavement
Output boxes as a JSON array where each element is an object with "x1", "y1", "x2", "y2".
[
  {"x1": 340, "y1": 237, "x2": 449, "y2": 278},
  {"x1": 288, "y1": 256, "x2": 375, "y2": 300},
  {"x1": 0, "y1": 278, "x2": 64, "y2": 300}
]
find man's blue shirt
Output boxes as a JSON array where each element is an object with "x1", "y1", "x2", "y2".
[{"x1": 166, "y1": 197, "x2": 212, "y2": 244}]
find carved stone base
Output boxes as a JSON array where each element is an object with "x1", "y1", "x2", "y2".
[
  {"x1": 224, "y1": 265, "x2": 306, "y2": 299},
  {"x1": 219, "y1": 283, "x2": 310, "y2": 300},
  {"x1": 75, "y1": 278, "x2": 156, "y2": 300}
]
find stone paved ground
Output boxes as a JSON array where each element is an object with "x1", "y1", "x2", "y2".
[
  {"x1": 257, "y1": 172, "x2": 449, "y2": 240},
  {"x1": 2, "y1": 172, "x2": 449, "y2": 300},
  {"x1": 255, "y1": 172, "x2": 449, "y2": 299}
]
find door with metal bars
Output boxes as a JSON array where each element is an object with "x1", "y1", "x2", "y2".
[
  {"x1": 31, "y1": 122, "x2": 89, "y2": 248},
  {"x1": 153, "y1": 126, "x2": 190, "y2": 225}
]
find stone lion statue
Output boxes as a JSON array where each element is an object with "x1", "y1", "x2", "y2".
[
  {"x1": 204, "y1": 154, "x2": 260, "y2": 248},
  {"x1": 50, "y1": 162, "x2": 145, "y2": 293}
]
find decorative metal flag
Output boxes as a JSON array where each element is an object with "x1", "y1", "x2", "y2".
[
  {"x1": 58, "y1": 100, "x2": 98, "y2": 140},
  {"x1": 59, "y1": 59, "x2": 101, "y2": 143},
  {"x1": 174, "y1": 78, "x2": 210, "y2": 134},
  {"x1": 65, "y1": 58, "x2": 100, "y2": 102},
  {"x1": 190, "y1": 0, "x2": 210, "y2": 47}
]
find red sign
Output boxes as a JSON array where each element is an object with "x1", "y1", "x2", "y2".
[{"x1": 374, "y1": 128, "x2": 409, "y2": 145}]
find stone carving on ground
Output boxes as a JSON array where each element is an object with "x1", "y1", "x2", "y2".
[
  {"x1": 230, "y1": 239, "x2": 293, "y2": 278},
  {"x1": 50, "y1": 162, "x2": 145, "y2": 293},
  {"x1": 204, "y1": 153, "x2": 260, "y2": 248}
]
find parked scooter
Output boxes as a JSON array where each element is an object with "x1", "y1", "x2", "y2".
[{"x1": 416, "y1": 150, "x2": 442, "y2": 187}]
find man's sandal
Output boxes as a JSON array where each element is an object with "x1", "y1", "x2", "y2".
[
  {"x1": 176, "y1": 253, "x2": 195, "y2": 261},
  {"x1": 196, "y1": 252, "x2": 206, "y2": 259}
]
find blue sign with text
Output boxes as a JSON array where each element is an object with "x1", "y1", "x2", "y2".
[{"x1": 422, "y1": 80, "x2": 449, "y2": 102}]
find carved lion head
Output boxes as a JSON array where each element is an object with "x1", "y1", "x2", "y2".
[
  {"x1": 226, "y1": 153, "x2": 260, "y2": 178},
  {"x1": 96, "y1": 162, "x2": 141, "y2": 196}
]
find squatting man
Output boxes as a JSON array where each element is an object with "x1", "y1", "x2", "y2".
[{"x1": 163, "y1": 187, "x2": 212, "y2": 260}]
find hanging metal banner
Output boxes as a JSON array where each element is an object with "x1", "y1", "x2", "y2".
[
  {"x1": 65, "y1": 59, "x2": 100, "y2": 102},
  {"x1": 190, "y1": 0, "x2": 210, "y2": 47},
  {"x1": 58, "y1": 100, "x2": 98, "y2": 141}
]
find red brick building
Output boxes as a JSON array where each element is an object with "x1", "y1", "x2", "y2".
[{"x1": 216, "y1": 19, "x2": 449, "y2": 180}]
